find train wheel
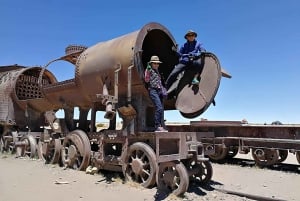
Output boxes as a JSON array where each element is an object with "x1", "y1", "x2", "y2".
[
  {"x1": 296, "y1": 151, "x2": 300, "y2": 164},
  {"x1": 157, "y1": 161, "x2": 189, "y2": 196},
  {"x1": 226, "y1": 146, "x2": 239, "y2": 159},
  {"x1": 61, "y1": 130, "x2": 91, "y2": 171},
  {"x1": 252, "y1": 148, "x2": 279, "y2": 167},
  {"x1": 185, "y1": 159, "x2": 213, "y2": 185},
  {"x1": 122, "y1": 142, "x2": 156, "y2": 188},
  {"x1": 277, "y1": 150, "x2": 288, "y2": 163},
  {"x1": 208, "y1": 145, "x2": 228, "y2": 162},
  {"x1": 16, "y1": 135, "x2": 37, "y2": 158},
  {"x1": 0, "y1": 137, "x2": 4, "y2": 152},
  {"x1": 1, "y1": 130, "x2": 17, "y2": 153},
  {"x1": 37, "y1": 139, "x2": 61, "y2": 164}
]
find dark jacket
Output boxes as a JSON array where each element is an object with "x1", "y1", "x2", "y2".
[{"x1": 177, "y1": 40, "x2": 204, "y2": 64}]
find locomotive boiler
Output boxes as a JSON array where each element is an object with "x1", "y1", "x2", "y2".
[{"x1": 0, "y1": 22, "x2": 227, "y2": 196}]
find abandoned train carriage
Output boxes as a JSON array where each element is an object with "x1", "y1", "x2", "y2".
[{"x1": 0, "y1": 22, "x2": 224, "y2": 196}]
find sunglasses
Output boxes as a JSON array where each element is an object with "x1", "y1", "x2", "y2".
[{"x1": 152, "y1": 63, "x2": 160, "y2": 65}]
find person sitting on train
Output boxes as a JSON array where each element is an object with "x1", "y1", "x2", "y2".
[
  {"x1": 144, "y1": 55, "x2": 168, "y2": 132},
  {"x1": 165, "y1": 30, "x2": 205, "y2": 92}
]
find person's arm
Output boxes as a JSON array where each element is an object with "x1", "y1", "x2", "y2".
[
  {"x1": 178, "y1": 44, "x2": 185, "y2": 57},
  {"x1": 190, "y1": 42, "x2": 205, "y2": 56},
  {"x1": 197, "y1": 42, "x2": 206, "y2": 52},
  {"x1": 144, "y1": 63, "x2": 151, "y2": 83}
]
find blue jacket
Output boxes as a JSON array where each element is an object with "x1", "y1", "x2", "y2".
[{"x1": 177, "y1": 40, "x2": 204, "y2": 64}]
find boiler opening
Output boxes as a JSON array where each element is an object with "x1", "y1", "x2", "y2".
[{"x1": 141, "y1": 29, "x2": 178, "y2": 84}]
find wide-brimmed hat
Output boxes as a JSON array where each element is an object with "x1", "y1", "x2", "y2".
[
  {"x1": 184, "y1": 30, "x2": 198, "y2": 39},
  {"x1": 149, "y1": 55, "x2": 162, "y2": 63}
]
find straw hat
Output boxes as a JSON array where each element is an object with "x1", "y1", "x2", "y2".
[
  {"x1": 184, "y1": 30, "x2": 198, "y2": 39},
  {"x1": 149, "y1": 55, "x2": 162, "y2": 63}
]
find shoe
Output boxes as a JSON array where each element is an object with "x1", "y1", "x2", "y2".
[
  {"x1": 155, "y1": 127, "x2": 168, "y2": 132},
  {"x1": 192, "y1": 78, "x2": 199, "y2": 85}
]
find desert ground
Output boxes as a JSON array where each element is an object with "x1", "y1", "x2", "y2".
[{"x1": 0, "y1": 153, "x2": 299, "y2": 201}]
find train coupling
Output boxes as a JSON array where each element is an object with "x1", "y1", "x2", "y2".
[{"x1": 186, "y1": 141, "x2": 209, "y2": 162}]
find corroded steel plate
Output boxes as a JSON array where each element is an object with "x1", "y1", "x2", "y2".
[{"x1": 175, "y1": 53, "x2": 221, "y2": 118}]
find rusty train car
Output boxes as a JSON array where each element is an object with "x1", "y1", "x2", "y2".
[
  {"x1": 168, "y1": 120, "x2": 300, "y2": 167},
  {"x1": 0, "y1": 22, "x2": 228, "y2": 196}
]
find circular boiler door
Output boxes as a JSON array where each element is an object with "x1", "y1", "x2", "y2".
[{"x1": 175, "y1": 53, "x2": 222, "y2": 118}]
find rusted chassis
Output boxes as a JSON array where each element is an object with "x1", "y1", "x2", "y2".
[
  {"x1": 168, "y1": 121, "x2": 300, "y2": 167},
  {"x1": 0, "y1": 127, "x2": 213, "y2": 196},
  {"x1": 87, "y1": 130, "x2": 213, "y2": 195}
]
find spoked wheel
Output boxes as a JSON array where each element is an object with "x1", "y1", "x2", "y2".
[
  {"x1": 184, "y1": 159, "x2": 213, "y2": 185},
  {"x1": 1, "y1": 129, "x2": 17, "y2": 154},
  {"x1": 157, "y1": 161, "x2": 189, "y2": 196},
  {"x1": 226, "y1": 146, "x2": 239, "y2": 159},
  {"x1": 252, "y1": 148, "x2": 279, "y2": 167},
  {"x1": 208, "y1": 145, "x2": 228, "y2": 162},
  {"x1": 296, "y1": 151, "x2": 300, "y2": 164},
  {"x1": 122, "y1": 142, "x2": 156, "y2": 188},
  {"x1": 277, "y1": 150, "x2": 288, "y2": 163},
  {"x1": 61, "y1": 130, "x2": 91, "y2": 171},
  {"x1": 15, "y1": 135, "x2": 37, "y2": 158},
  {"x1": 37, "y1": 138, "x2": 61, "y2": 164},
  {"x1": 0, "y1": 137, "x2": 4, "y2": 152}
]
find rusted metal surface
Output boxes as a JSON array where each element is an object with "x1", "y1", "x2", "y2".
[
  {"x1": 39, "y1": 23, "x2": 179, "y2": 113},
  {"x1": 185, "y1": 120, "x2": 300, "y2": 166},
  {"x1": 0, "y1": 66, "x2": 57, "y2": 129},
  {"x1": 190, "y1": 120, "x2": 300, "y2": 139},
  {"x1": 0, "y1": 22, "x2": 225, "y2": 134},
  {"x1": 175, "y1": 53, "x2": 222, "y2": 118}
]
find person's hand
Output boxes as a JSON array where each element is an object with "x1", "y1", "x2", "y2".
[
  {"x1": 146, "y1": 63, "x2": 151, "y2": 70},
  {"x1": 194, "y1": 52, "x2": 201, "y2": 57}
]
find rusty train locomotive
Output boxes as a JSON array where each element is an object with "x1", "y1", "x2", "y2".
[
  {"x1": 1, "y1": 22, "x2": 299, "y2": 196},
  {"x1": 0, "y1": 22, "x2": 226, "y2": 196}
]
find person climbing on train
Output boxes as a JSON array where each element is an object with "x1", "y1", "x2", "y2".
[
  {"x1": 144, "y1": 55, "x2": 168, "y2": 132},
  {"x1": 165, "y1": 30, "x2": 206, "y2": 92}
]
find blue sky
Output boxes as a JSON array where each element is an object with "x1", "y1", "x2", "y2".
[{"x1": 1, "y1": 0, "x2": 299, "y2": 124}]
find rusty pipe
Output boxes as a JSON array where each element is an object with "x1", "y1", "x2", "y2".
[{"x1": 127, "y1": 65, "x2": 134, "y2": 103}]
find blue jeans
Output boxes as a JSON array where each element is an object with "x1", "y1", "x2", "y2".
[
  {"x1": 149, "y1": 88, "x2": 164, "y2": 129},
  {"x1": 165, "y1": 60, "x2": 202, "y2": 89}
]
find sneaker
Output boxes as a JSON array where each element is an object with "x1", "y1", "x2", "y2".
[
  {"x1": 155, "y1": 127, "x2": 168, "y2": 132},
  {"x1": 192, "y1": 78, "x2": 199, "y2": 85}
]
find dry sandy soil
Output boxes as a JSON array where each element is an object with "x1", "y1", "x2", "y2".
[{"x1": 0, "y1": 153, "x2": 299, "y2": 201}]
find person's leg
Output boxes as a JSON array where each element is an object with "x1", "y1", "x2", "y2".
[
  {"x1": 159, "y1": 97, "x2": 167, "y2": 130},
  {"x1": 193, "y1": 60, "x2": 203, "y2": 73},
  {"x1": 165, "y1": 63, "x2": 186, "y2": 89},
  {"x1": 149, "y1": 89, "x2": 163, "y2": 130},
  {"x1": 191, "y1": 60, "x2": 203, "y2": 84}
]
